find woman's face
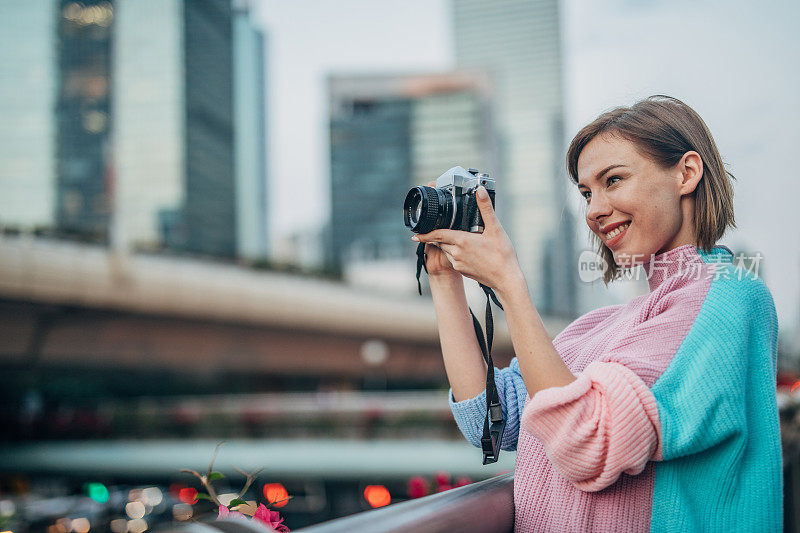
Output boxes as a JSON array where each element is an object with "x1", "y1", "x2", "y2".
[{"x1": 576, "y1": 132, "x2": 698, "y2": 267}]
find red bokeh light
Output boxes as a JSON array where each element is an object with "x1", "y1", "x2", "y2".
[
  {"x1": 433, "y1": 472, "x2": 450, "y2": 486},
  {"x1": 263, "y1": 483, "x2": 289, "y2": 508},
  {"x1": 169, "y1": 483, "x2": 187, "y2": 498},
  {"x1": 363, "y1": 485, "x2": 391, "y2": 508},
  {"x1": 433, "y1": 471, "x2": 452, "y2": 492},
  {"x1": 454, "y1": 476, "x2": 473, "y2": 488},
  {"x1": 406, "y1": 476, "x2": 429, "y2": 499},
  {"x1": 179, "y1": 487, "x2": 198, "y2": 505}
]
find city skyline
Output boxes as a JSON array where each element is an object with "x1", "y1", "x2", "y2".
[
  {"x1": 0, "y1": 0, "x2": 796, "y2": 334},
  {"x1": 0, "y1": 0, "x2": 269, "y2": 260},
  {"x1": 255, "y1": 0, "x2": 800, "y2": 333}
]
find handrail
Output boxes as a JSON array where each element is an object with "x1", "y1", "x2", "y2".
[
  {"x1": 294, "y1": 472, "x2": 514, "y2": 533},
  {"x1": 155, "y1": 473, "x2": 514, "y2": 533}
]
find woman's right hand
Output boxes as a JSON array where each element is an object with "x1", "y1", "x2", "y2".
[{"x1": 420, "y1": 181, "x2": 459, "y2": 279}]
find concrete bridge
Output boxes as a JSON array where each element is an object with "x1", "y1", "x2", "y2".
[{"x1": 0, "y1": 235, "x2": 569, "y2": 391}]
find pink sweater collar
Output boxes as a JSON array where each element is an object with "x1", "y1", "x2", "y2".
[{"x1": 642, "y1": 244, "x2": 705, "y2": 292}]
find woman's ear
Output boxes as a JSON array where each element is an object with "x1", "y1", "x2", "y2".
[{"x1": 678, "y1": 151, "x2": 703, "y2": 195}]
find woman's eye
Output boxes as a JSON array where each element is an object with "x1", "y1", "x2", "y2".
[
  {"x1": 607, "y1": 175, "x2": 622, "y2": 186},
  {"x1": 580, "y1": 190, "x2": 591, "y2": 201}
]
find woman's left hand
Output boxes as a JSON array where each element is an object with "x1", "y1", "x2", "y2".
[{"x1": 412, "y1": 186, "x2": 524, "y2": 294}]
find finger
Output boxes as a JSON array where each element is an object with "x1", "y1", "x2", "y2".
[
  {"x1": 437, "y1": 243, "x2": 459, "y2": 257},
  {"x1": 442, "y1": 250, "x2": 456, "y2": 268},
  {"x1": 475, "y1": 186, "x2": 498, "y2": 229},
  {"x1": 413, "y1": 229, "x2": 462, "y2": 245}
]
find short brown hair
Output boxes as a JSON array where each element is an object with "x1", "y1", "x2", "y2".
[{"x1": 566, "y1": 95, "x2": 736, "y2": 284}]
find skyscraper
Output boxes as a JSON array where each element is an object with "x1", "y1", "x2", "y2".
[
  {"x1": 0, "y1": 0, "x2": 57, "y2": 232},
  {"x1": 453, "y1": 0, "x2": 577, "y2": 317},
  {"x1": 56, "y1": 0, "x2": 114, "y2": 242},
  {"x1": 0, "y1": 0, "x2": 268, "y2": 260},
  {"x1": 113, "y1": 0, "x2": 237, "y2": 257},
  {"x1": 327, "y1": 72, "x2": 497, "y2": 283},
  {"x1": 233, "y1": 1, "x2": 269, "y2": 260}
]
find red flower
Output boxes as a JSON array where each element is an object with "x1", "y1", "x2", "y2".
[{"x1": 253, "y1": 503, "x2": 290, "y2": 532}]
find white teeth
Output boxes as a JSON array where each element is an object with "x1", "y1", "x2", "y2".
[{"x1": 605, "y1": 223, "x2": 630, "y2": 239}]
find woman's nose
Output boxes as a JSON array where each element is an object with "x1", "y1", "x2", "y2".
[{"x1": 586, "y1": 192, "x2": 612, "y2": 223}]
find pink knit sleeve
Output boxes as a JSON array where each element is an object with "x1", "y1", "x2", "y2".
[{"x1": 520, "y1": 361, "x2": 663, "y2": 492}]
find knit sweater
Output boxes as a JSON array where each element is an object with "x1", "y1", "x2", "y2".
[{"x1": 449, "y1": 244, "x2": 782, "y2": 532}]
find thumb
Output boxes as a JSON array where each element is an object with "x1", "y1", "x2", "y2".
[{"x1": 475, "y1": 186, "x2": 498, "y2": 228}]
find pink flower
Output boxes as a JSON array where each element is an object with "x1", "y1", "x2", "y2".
[
  {"x1": 253, "y1": 503, "x2": 290, "y2": 532},
  {"x1": 217, "y1": 505, "x2": 247, "y2": 521}
]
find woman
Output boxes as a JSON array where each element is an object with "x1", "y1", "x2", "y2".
[{"x1": 412, "y1": 95, "x2": 781, "y2": 532}]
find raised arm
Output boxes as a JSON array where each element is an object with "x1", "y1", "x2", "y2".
[{"x1": 428, "y1": 273, "x2": 487, "y2": 402}]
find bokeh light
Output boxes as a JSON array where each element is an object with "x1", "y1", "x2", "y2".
[
  {"x1": 178, "y1": 487, "x2": 198, "y2": 505},
  {"x1": 0, "y1": 500, "x2": 15, "y2": 517},
  {"x1": 71, "y1": 517, "x2": 90, "y2": 533},
  {"x1": 126, "y1": 501, "x2": 146, "y2": 520},
  {"x1": 168, "y1": 483, "x2": 187, "y2": 499},
  {"x1": 86, "y1": 482, "x2": 109, "y2": 503},
  {"x1": 128, "y1": 518, "x2": 148, "y2": 533},
  {"x1": 172, "y1": 504, "x2": 193, "y2": 521},
  {"x1": 142, "y1": 487, "x2": 163, "y2": 506},
  {"x1": 406, "y1": 476, "x2": 429, "y2": 499},
  {"x1": 263, "y1": 483, "x2": 289, "y2": 507},
  {"x1": 363, "y1": 485, "x2": 391, "y2": 508}
]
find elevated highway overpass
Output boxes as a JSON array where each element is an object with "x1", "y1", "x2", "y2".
[{"x1": 0, "y1": 235, "x2": 569, "y2": 388}]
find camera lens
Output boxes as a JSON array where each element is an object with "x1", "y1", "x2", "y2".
[{"x1": 403, "y1": 186, "x2": 454, "y2": 234}]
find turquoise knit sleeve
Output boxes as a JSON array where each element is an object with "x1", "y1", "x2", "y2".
[{"x1": 649, "y1": 265, "x2": 782, "y2": 532}]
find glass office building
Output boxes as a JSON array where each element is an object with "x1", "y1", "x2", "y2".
[
  {"x1": 56, "y1": 0, "x2": 114, "y2": 242},
  {"x1": 453, "y1": 0, "x2": 577, "y2": 316},
  {"x1": 233, "y1": 2, "x2": 269, "y2": 260},
  {"x1": 0, "y1": 0, "x2": 267, "y2": 260},
  {"x1": 114, "y1": 0, "x2": 237, "y2": 257},
  {"x1": 328, "y1": 72, "x2": 497, "y2": 278},
  {"x1": 0, "y1": 0, "x2": 58, "y2": 232}
]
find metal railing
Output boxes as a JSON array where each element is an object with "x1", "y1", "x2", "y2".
[
  {"x1": 156, "y1": 473, "x2": 514, "y2": 533},
  {"x1": 294, "y1": 472, "x2": 514, "y2": 533}
]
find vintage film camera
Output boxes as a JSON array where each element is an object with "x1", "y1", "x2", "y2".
[{"x1": 403, "y1": 166, "x2": 496, "y2": 234}]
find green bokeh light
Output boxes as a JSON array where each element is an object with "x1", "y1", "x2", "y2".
[{"x1": 86, "y1": 482, "x2": 109, "y2": 503}]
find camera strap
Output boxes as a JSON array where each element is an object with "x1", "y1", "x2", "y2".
[{"x1": 415, "y1": 242, "x2": 506, "y2": 464}]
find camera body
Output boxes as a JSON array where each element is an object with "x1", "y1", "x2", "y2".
[{"x1": 404, "y1": 166, "x2": 496, "y2": 234}]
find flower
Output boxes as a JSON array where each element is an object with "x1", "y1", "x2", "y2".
[
  {"x1": 185, "y1": 444, "x2": 290, "y2": 531},
  {"x1": 253, "y1": 503, "x2": 290, "y2": 532},
  {"x1": 217, "y1": 505, "x2": 247, "y2": 521}
]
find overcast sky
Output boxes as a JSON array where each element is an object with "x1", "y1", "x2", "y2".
[{"x1": 253, "y1": 0, "x2": 800, "y2": 334}]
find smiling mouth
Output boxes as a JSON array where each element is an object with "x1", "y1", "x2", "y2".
[{"x1": 603, "y1": 222, "x2": 630, "y2": 246}]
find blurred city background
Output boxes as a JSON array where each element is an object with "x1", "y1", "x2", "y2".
[{"x1": 0, "y1": 0, "x2": 798, "y2": 531}]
